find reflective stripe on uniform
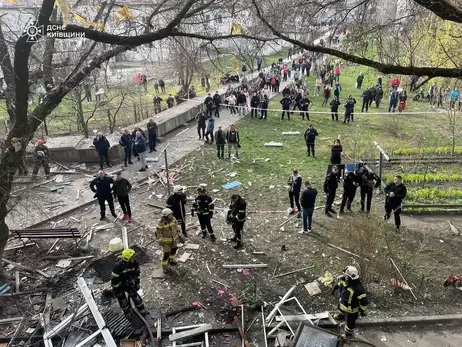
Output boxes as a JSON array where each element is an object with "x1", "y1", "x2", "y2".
[
  {"x1": 347, "y1": 288, "x2": 354, "y2": 305},
  {"x1": 112, "y1": 272, "x2": 120, "y2": 277},
  {"x1": 238, "y1": 210, "x2": 245, "y2": 212},
  {"x1": 357, "y1": 293, "x2": 367, "y2": 299},
  {"x1": 156, "y1": 221, "x2": 176, "y2": 228},
  {"x1": 112, "y1": 283, "x2": 121, "y2": 288},
  {"x1": 360, "y1": 305, "x2": 368, "y2": 311},
  {"x1": 339, "y1": 303, "x2": 359, "y2": 313}
]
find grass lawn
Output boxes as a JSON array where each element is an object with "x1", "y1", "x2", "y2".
[{"x1": 166, "y1": 66, "x2": 462, "y2": 314}]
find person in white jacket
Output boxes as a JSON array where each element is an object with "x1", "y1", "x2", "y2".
[{"x1": 226, "y1": 94, "x2": 237, "y2": 115}]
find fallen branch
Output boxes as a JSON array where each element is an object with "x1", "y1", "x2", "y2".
[
  {"x1": 390, "y1": 257, "x2": 417, "y2": 300},
  {"x1": 147, "y1": 203, "x2": 164, "y2": 209},
  {"x1": 273, "y1": 266, "x2": 314, "y2": 279},
  {"x1": 278, "y1": 214, "x2": 299, "y2": 227},
  {"x1": 327, "y1": 243, "x2": 369, "y2": 261}
]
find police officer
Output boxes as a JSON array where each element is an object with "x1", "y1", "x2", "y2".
[
  {"x1": 213, "y1": 91, "x2": 221, "y2": 117},
  {"x1": 228, "y1": 194, "x2": 247, "y2": 249},
  {"x1": 192, "y1": 187, "x2": 216, "y2": 242},
  {"x1": 153, "y1": 95, "x2": 163, "y2": 114},
  {"x1": 344, "y1": 95, "x2": 356, "y2": 123},
  {"x1": 299, "y1": 95, "x2": 311, "y2": 120},
  {"x1": 196, "y1": 111, "x2": 207, "y2": 140},
  {"x1": 156, "y1": 208, "x2": 179, "y2": 272},
  {"x1": 111, "y1": 248, "x2": 146, "y2": 319},
  {"x1": 330, "y1": 96, "x2": 341, "y2": 121},
  {"x1": 90, "y1": 170, "x2": 117, "y2": 220},
  {"x1": 384, "y1": 175, "x2": 407, "y2": 232},
  {"x1": 166, "y1": 185, "x2": 188, "y2": 238},
  {"x1": 166, "y1": 94, "x2": 175, "y2": 108},
  {"x1": 339, "y1": 169, "x2": 362, "y2": 214},
  {"x1": 280, "y1": 95, "x2": 292, "y2": 120},
  {"x1": 332, "y1": 266, "x2": 368, "y2": 339},
  {"x1": 324, "y1": 166, "x2": 340, "y2": 217},
  {"x1": 250, "y1": 92, "x2": 260, "y2": 118},
  {"x1": 304, "y1": 124, "x2": 319, "y2": 157},
  {"x1": 360, "y1": 168, "x2": 381, "y2": 213},
  {"x1": 204, "y1": 93, "x2": 214, "y2": 117}
]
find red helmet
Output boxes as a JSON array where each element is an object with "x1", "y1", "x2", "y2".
[{"x1": 37, "y1": 140, "x2": 44, "y2": 145}]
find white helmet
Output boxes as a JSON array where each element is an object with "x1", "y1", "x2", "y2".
[
  {"x1": 173, "y1": 185, "x2": 183, "y2": 193},
  {"x1": 162, "y1": 208, "x2": 173, "y2": 217},
  {"x1": 344, "y1": 266, "x2": 359, "y2": 280}
]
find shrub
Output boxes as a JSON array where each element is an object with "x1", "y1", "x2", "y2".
[
  {"x1": 392, "y1": 146, "x2": 462, "y2": 156},
  {"x1": 382, "y1": 173, "x2": 462, "y2": 184}
]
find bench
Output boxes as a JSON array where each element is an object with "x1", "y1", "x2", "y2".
[{"x1": 11, "y1": 228, "x2": 81, "y2": 243}]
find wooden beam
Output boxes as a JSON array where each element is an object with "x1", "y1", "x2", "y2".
[
  {"x1": 223, "y1": 264, "x2": 267, "y2": 269},
  {"x1": 169, "y1": 324, "x2": 213, "y2": 342},
  {"x1": 273, "y1": 266, "x2": 314, "y2": 278},
  {"x1": 15, "y1": 271, "x2": 20, "y2": 293}
]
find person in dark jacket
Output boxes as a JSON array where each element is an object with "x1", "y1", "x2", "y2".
[
  {"x1": 119, "y1": 129, "x2": 133, "y2": 167},
  {"x1": 93, "y1": 132, "x2": 111, "y2": 170},
  {"x1": 166, "y1": 185, "x2": 188, "y2": 237},
  {"x1": 226, "y1": 124, "x2": 240, "y2": 158},
  {"x1": 388, "y1": 88, "x2": 399, "y2": 113},
  {"x1": 287, "y1": 169, "x2": 302, "y2": 215},
  {"x1": 260, "y1": 95, "x2": 269, "y2": 120},
  {"x1": 215, "y1": 125, "x2": 226, "y2": 158},
  {"x1": 332, "y1": 265, "x2": 368, "y2": 339},
  {"x1": 192, "y1": 187, "x2": 216, "y2": 242},
  {"x1": 111, "y1": 248, "x2": 146, "y2": 319},
  {"x1": 134, "y1": 131, "x2": 148, "y2": 172},
  {"x1": 32, "y1": 139, "x2": 50, "y2": 176},
  {"x1": 131, "y1": 127, "x2": 144, "y2": 161},
  {"x1": 205, "y1": 117, "x2": 215, "y2": 143},
  {"x1": 384, "y1": 175, "x2": 407, "y2": 231},
  {"x1": 250, "y1": 93, "x2": 260, "y2": 118},
  {"x1": 237, "y1": 91, "x2": 247, "y2": 116},
  {"x1": 360, "y1": 168, "x2": 381, "y2": 213},
  {"x1": 280, "y1": 95, "x2": 292, "y2": 120},
  {"x1": 213, "y1": 91, "x2": 221, "y2": 117},
  {"x1": 196, "y1": 111, "x2": 207, "y2": 140},
  {"x1": 204, "y1": 93, "x2": 214, "y2": 118},
  {"x1": 300, "y1": 181, "x2": 318, "y2": 233},
  {"x1": 282, "y1": 86, "x2": 290, "y2": 97},
  {"x1": 344, "y1": 95, "x2": 356, "y2": 123},
  {"x1": 166, "y1": 94, "x2": 174, "y2": 108},
  {"x1": 158, "y1": 79, "x2": 166, "y2": 93},
  {"x1": 304, "y1": 124, "x2": 319, "y2": 157},
  {"x1": 334, "y1": 82, "x2": 341, "y2": 99},
  {"x1": 153, "y1": 95, "x2": 163, "y2": 114},
  {"x1": 331, "y1": 139, "x2": 343, "y2": 165},
  {"x1": 113, "y1": 172, "x2": 133, "y2": 222},
  {"x1": 147, "y1": 119, "x2": 158, "y2": 152},
  {"x1": 330, "y1": 97, "x2": 341, "y2": 121},
  {"x1": 324, "y1": 166, "x2": 340, "y2": 217},
  {"x1": 340, "y1": 169, "x2": 362, "y2": 213},
  {"x1": 300, "y1": 95, "x2": 311, "y2": 120},
  {"x1": 90, "y1": 170, "x2": 117, "y2": 220},
  {"x1": 228, "y1": 194, "x2": 247, "y2": 249},
  {"x1": 361, "y1": 88, "x2": 371, "y2": 112},
  {"x1": 356, "y1": 73, "x2": 364, "y2": 89}
]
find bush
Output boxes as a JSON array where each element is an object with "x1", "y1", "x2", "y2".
[
  {"x1": 382, "y1": 173, "x2": 462, "y2": 184},
  {"x1": 392, "y1": 146, "x2": 462, "y2": 156},
  {"x1": 407, "y1": 188, "x2": 462, "y2": 200}
]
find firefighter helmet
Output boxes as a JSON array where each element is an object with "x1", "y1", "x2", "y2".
[
  {"x1": 162, "y1": 208, "x2": 173, "y2": 216},
  {"x1": 121, "y1": 248, "x2": 136, "y2": 262},
  {"x1": 344, "y1": 265, "x2": 359, "y2": 280}
]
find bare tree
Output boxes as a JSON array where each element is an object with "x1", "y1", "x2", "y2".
[{"x1": 442, "y1": 108, "x2": 462, "y2": 155}]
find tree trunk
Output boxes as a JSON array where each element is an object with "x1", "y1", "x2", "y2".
[{"x1": 0, "y1": 219, "x2": 9, "y2": 279}]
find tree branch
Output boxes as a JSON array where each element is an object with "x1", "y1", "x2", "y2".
[
  {"x1": 0, "y1": 22, "x2": 15, "y2": 122},
  {"x1": 413, "y1": 0, "x2": 462, "y2": 23}
]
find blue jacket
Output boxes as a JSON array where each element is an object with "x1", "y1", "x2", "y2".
[
  {"x1": 135, "y1": 136, "x2": 147, "y2": 154},
  {"x1": 451, "y1": 90, "x2": 460, "y2": 101},
  {"x1": 207, "y1": 118, "x2": 215, "y2": 133},
  {"x1": 90, "y1": 175, "x2": 114, "y2": 197},
  {"x1": 93, "y1": 136, "x2": 110, "y2": 154}
]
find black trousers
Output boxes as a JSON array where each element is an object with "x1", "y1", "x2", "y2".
[
  {"x1": 148, "y1": 134, "x2": 156, "y2": 151},
  {"x1": 281, "y1": 108, "x2": 290, "y2": 120},
  {"x1": 345, "y1": 312, "x2": 359, "y2": 337},
  {"x1": 301, "y1": 108, "x2": 309, "y2": 120},
  {"x1": 250, "y1": 107, "x2": 259, "y2": 117},
  {"x1": 361, "y1": 100, "x2": 369, "y2": 112},
  {"x1": 260, "y1": 110, "x2": 267, "y2": 119},
  {"x1": 115, "y1": 287, "x2": 145, "y2": 315},
  {"x1": 360, "y1": 186, "x2": 373, "y2": 212},
  {"x1": 117, "y1": 195, "x2": 132, "y2": 217},
  {"x1": 331, "y1": 111, "x2": 338, "y2": 121},
  {"x1": 198, "y1": 215, "x2": 214, "y2": 234},
  {"x1": 205, "y1": 131, "x2": 214, "y2": 143},
  {"x1": 197, "y1": 124, "x2": 206, "y2": 138},
  {"x1": 325, "y1": 189, "x2": 336, "y2": 212},
  {"x1": 289, "y1": 191, "x2": 301, "y2": 211},
  {"x1": 98, "y1": 151, "x2": 110, "y2": 169},
  {"x1": 306, "y1": 143, "x2": 315, "y2": 156},
  {"x1": 207, "y1": 107, "x2": 213, "y2": 117},
  {"x1": 232, "y1": 221, "x2": 245, "y2": 242},
  {"x1": 385, "y1": 201, "x2": 401, "y2": 228},
  {"x1": 344, "y1": 111, "x2": 352, "y2": 123},
  {"x1": 214, "y1": 105, "x2": 220, "y2": 117},
  {"x1": 133, "y1": 144, "x2": 138, "y2": 158},
  {"x1": 97, "y1": 195, "x2": 115, "y2": 216},
  {"x1": 33, "y1": 160, "x2": 50, "y2": 175},
  {"x1": 176, "y1": 218, "x2": 186, "y2": 235},
  {"x1": 123, "y1": 147, "x2": 132, "y2": 166},
  {"x1": 217, "y1": 144, "x2": 224, "y2": 158},
  {"x1": 340, "y1": 188, "x2": 357, "y2": 211}
]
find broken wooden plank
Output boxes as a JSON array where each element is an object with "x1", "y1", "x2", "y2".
[
  {"x1": 46, "y1": 239, "x2": 59, "y2": 255},
  {"x1": 56, "y1": 162, "x2": 70, "y2": 170},
  {"x1": 273, "y1": 266, "x2": 314, "y2": 278},
  {"x1": 4, "y1": 242, "x2": 36, "y2": 251},
  {"x1": 278, "y1": 214, "x2": 299, "y2": 227},
  {"x1": 264, "y1": 142, "x2": 283, "y2": 147},
  {"x1": 165, "y1": 305, "x2": 199, "y2": 317},
  {"x1": 122, "y1": 227, "x2": 129, "y2": 249},
  {"x1": 281, "y1": 131, "x2": 301, "y2": 135},
  {"x1": 184, "y1": 243, "x2": 200, "y2": 250},
  {"x1": 234, "y1": 316, "x2": 250, "y2": 347},
  {"x1": 252, "y1": 251, "x2": 265, "y2": 255},
  {"x1": 178, "y1": 252, "x2": 191, "y2": 263},
  {"x1": 76, "y1": 189, "x2": 80, "y2": 200},
  {"x1": 15, "y1": 271, "x2": 20, "y2": 293},
  {"x1": 0, "y1": 317, "x2": 24, "y2": 325},
  {"x1": 327, "y1": 243, "x2": 369, "y2": 261},
  {"x1": 223, "y1": 264, "x2": 267, "y2": 269},
  {"x1": 70, "y1": 216, "x2": 81, "y2": 223},
  {"x1": 390, "y1": 257, "x2": 417, "y2": 300},
  {"x1": 169, "y1": 324, "x2": 213, "y2": 341},
  {"x1": 147, "y1": 203, "x2": 165, "y2": 210},
  {"x1": 266, "y1": 285, "x2": 297, "y2": 322},
  {"x1": 95, "y1": 223, "x2": 115, "y2": 231}
]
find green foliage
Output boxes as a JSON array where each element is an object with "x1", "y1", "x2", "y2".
[
  {"x1": 392, "y1": 146, "x2": 462, "y2": 155},
  {"x1": 383, "y1": 173, "x2": 462, "y2": 184},
  {"x1": 407, "y1": 188, "x2": 462, "y2": 200}
]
